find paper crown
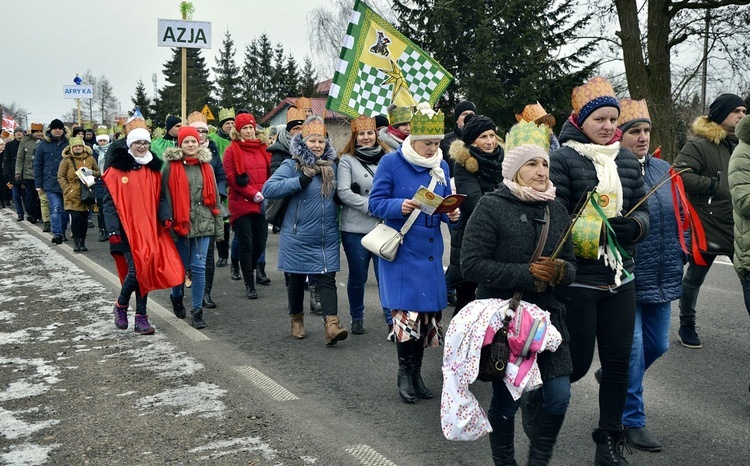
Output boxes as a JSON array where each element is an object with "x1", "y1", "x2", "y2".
[
  {"x1": 301, "y1": 117, "x2": 326, "y2": 138},
  {"x1": 571, "y1": 76, "x2": 617, "y2": 115},
  {"x1": 388, "y1": 106, "x2": 413, "y2": 126},
  {"x1": 187, "y1": 111, "x2": 207, "y2": 125},
  {"x1": 286, "y1": 106, "x2": 306, "y2": 124},
  {"x1": 350, "y1": 115, "x2": 376, "y2": 133},
  {"x1": 617, "y1": 98, "x2": 651, "y2": 127},
  {"x1": 84, "y1": 123, "x2": 94, "y2": 130},
  {"x1": 95, "y1": 125, "x2": 109, "y2": 136},
  {"x1": 218, "y1": 107, "x2": 235, "y2": 123},
  {"x1": 504, "y1": 121, "x2": 551, "y2": 153},
  {"x1": 409, "y1": 103, "x2": 445, "y2": 140},
  {"x1": 125, "y1": 118, "x2": 148, "y2": 132},
  {"x1": 296, "y1": 97, "x2": 313, "y2": 111},
  {"x1": 516, "y1": 102, "x2": 555, "y2": 128}
]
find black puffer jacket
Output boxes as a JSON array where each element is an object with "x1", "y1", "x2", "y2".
[
  {"x1": 549, "y1": 119, "x2": 649, "y2": 287},
  {"x1": 461, "y1": 184, "x2": 577, "y2": 379}
]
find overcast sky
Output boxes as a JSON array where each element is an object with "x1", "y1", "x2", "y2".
[{"x1": 2, "y1": 0, "x2": 333, "y2": 126}]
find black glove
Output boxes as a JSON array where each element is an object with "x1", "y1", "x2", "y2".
[
  {"x1": 350, "y1": 182, "x2": 361, "y2": 194},
  {"x1": 236, "y1": 173, "x2": 249, "y2": 187},
  {"x1": 607, "y1": 216, "x2": 640, "y2": 244},
  {"x1": 299, "y1": 175, "x2": 313, "y2": 189}
]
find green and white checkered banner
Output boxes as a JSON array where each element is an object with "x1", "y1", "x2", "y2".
[{"x1": 326, "y1": 0, "x2": 453, "y2": 119}]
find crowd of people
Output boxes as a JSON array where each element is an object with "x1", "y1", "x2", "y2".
[{"x1": 2, "y1": 75, "x2": 748, "y2": 466}]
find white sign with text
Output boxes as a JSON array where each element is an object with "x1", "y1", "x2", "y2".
[
  {"x1": 158, "y1": 19, "x2": 211, "y2": 49},
  {"x1": 63, "y1": 85, "x2": 93, "y2": 99}
]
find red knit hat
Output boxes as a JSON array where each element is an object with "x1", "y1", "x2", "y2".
[
  {"x1": 177, "y1": 126, "x2": 200, "y2": 147},
  {"x1": 235, "y1": 113, "x2": 256, "y2": 131}
]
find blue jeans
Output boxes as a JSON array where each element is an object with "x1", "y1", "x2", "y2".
[
  {"x1": 171, "y1": 236, "x2": 211, "y2": 310},
  {"x1": 490, "y1": 375, "x2": 571, "y2": 418},
  {"x1": 47, "y1": 191, "x2": 69, "y2": 236},
  {"x1": 12, "y1": 185, "x2": 25, "y2": 216},
  {"x1": 623, "y1": 301, "x2": 671, "y2": 427},
  {"x1": 231, "y1": 233, "x2": 239, "y2": 263},
  {"x1": 341, "y1": 231, "x2": 391, "y2": 325}
]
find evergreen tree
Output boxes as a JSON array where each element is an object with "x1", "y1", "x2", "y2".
[
  {"x1": 241, "y1": 34, "x2": 275, "y2": 116},
  {"x1": 283, "y1": 54, "x2": 301, "y2": 98},
  {"x1": 212, "y1": 31, "x2": 243, "y2": 110},
  {"x1": 153, "y1": 48, "x2": 214, "y2": 128},
  {"x1": 299, "y1": 56, "x2": 318, "y2": 98},
  {"x1": 271, "y1": 43, "x2": 287, "y2": 103},
  {"x1": 130, "y1": 79, "x2": 153, "y2": 120},
  {"x1": 392, "y1": 0, "x2": 597, "y2": 133}
]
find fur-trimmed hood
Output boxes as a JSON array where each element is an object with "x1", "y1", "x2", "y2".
[
  {"x1": 735, "y1": 115, "x2": 750, "y2": 143},
  {"x1": 449, "y1": 139, "x2": 479, "y2": 173},
  {"x1": 162, "y1": 146, "x2": 212, "y2": 163},
  {"x1": 62, "y1": 144, "x2": 93, "y2": 158},
  {"x1": 691, "y1": 116, "x2": 728, "y2": 145},
  {"x1": 290, "y1": 133, "x2": 337, "y2": 166},
  {"x1": 108, "y1": 144, "x2": 164, "y2": 172},
  {"x1": 43, "y1": 126, "x2": 70, "y2": 143}
]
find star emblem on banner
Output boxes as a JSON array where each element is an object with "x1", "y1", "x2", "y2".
[{"x1": 380, "y1": 60, "x2": 414, "y2": 104}]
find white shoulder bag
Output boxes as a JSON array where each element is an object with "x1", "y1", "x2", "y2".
[{"x1": 361, "y1": 175, "x2": 438, "y2": 261}]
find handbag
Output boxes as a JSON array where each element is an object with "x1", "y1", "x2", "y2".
[
  {"x1": 80, "y1": 182, "x2": 96, "y2": 205},
  {"x1": 265, "y1": 195, "x2": 292, "y2": 228},
  {"x1": 361, "y1": 174, "x2": 439, "y2": 261},
  {"x1": 477, "y1": 206, "x2": 550, "y2": 382}
]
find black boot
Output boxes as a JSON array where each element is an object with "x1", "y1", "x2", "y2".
[
  {"x1": 411, "y1": 341, "x2": 433, "y2": 399},
  {"x1": 245, "y1": 276, "x2": 258, "y2": 299},
  {"x1": 592, "y1": 428, "x2": 630, "y2": 465},
  {"x1": 98, "y1": 228, "x2": 107, "y2": 242},
  {"x1": 204, "y1": 253, "x2": 216, "y2": 308},
  {"x1": 73, "y1": 237, "x2": 81, "y2": 253},
  {"x1": 527, "y1": 409, "x2": 566, "y2": 466},
  {"x1": 170, "y1": 294, "x2": 186, "y2": 319},
  {"x1": 79, "y1": 237, "x2": 88, "y2": 252},
  {"x1": 230, "y1": 262, "x2": 241, "y2": 280},
  {"x1": 255, "y1": 262, "x2": 271, "y2": 285},
  {"x1": 202, "y1": 293, "x2": 217, "y2": 308},
  {"x1": 190, "y1": 307, "x2": 206, "y2": 329},
  {"x1": 396, "y1": 341, "x2": 417, "y2": 403},
  {"x1": 521, "y1": 389, "x2": 542, "y2": 440},
  {"x1": 488, "y1": 413, "x2": 518, "y2": 466}
]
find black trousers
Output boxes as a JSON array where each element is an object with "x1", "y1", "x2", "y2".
[
  {"x1": 205, "y1": 236, "x2": 215, "y2": 295},
  {"x1": 216, "y1": 222, "x2": 230, "y2": 259},
  {"x1": 23, "y1": 179, "x2": 41, "y2": 219},
  {"x1": 288, "y1": 272, "x2": 337, "y2": 316},
  {"x1": 68, "y1": 210, "x2": 89, "y2": 239},
  {"x1": 554, "y1": 282, "x2": 636, "y2": 432},
  {"x1": 117, "y1": 251, "x2": 147, "y2": 314},
  {"x1": 233, "y1": 213, "x2": 268, "y2": 280}
]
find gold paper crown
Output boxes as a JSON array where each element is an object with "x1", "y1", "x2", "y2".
[
  {"x1": 504, "y1": 121, "x2": 551, "y2": 153},
  {"x1": 388, "y1": 106, "x2": 413, "y2": 125},
  {"x1": 95, "y1": 125, "x2": 108, "y2": 136},
  {"x1": 286, "y1": 106, "x2": 306, "y2": 124},
  {"x1": 350, "y1": 115, "x2": 376, "y2": 133},
  {"x1": 409, "y1": 103, "x2": 445, "y2": 140},
  {"x1": 125, "y1": 118, "x2": 148, "y2": 133},
  {"x1": 617, "y1": 99, "x2": 651, "y2": 127},
  {"x1": 296, "y1": 97, "x2": 313, "y2": 112},
  {"x1": 301, "y1": 117, "x2": 326, "y2": 138},
  {"x1": 218, "y1": 107, "x2": 235, "y2": 122},
  {"x1": 516, "y1": 102, "x2": 552, "y2": 123},
  {"x1": 571, "y1": 76, "x2": 617, "y2": 115},
  {"x1": 187, "y1": 111, "x2": 207, "y2": 125}
]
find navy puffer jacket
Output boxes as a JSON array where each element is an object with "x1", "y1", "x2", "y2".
[
  {"x1": 634, "y1": 155, "x2": 684, "y2": 303},
  {"x1": 549, "y1": 119, "x2": 649, "y2": 286}
]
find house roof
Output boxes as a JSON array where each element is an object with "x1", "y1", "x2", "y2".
[{"x1": 261, "y1": 97, "x2": 348, "y2": 125}]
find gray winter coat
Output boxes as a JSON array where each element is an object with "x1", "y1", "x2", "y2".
[{"x1": 336, "y1": 154, "x2": 381, "y2": 234}]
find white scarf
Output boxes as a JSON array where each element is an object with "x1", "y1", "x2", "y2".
[
  {"x1": 401, "y1": 135, "x2": 446, "y2": 185},
  {"x1": 128, "y1": 149, "x2": 154, "y2": 165},
  {"x1": 563, "y1": 140, "x2": 623, "y2": 214}
]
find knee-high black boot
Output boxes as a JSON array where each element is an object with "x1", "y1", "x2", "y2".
[
  {"x1": 520, "y1": 389, "x2": 542, "y2": 440},
  {"x1": 411, "y1": 340, "x2": 433, "y2": 399},
  {"x1": 527, "y1": 409, "x2": 566, "y2": 466},
  {"x1": 396, "y1": 341, "x2": 416, "y2": 403},
  {"x1": 488, "y1": 413, "x2": 518, "y2": 466}
]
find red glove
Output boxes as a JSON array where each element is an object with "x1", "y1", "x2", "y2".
[
  {"x1": 162, "y1": 219, "x2": 173, "y2": 231},
  {"x1": 109, "y1": 235, "x2": 122, "y2": 245}
]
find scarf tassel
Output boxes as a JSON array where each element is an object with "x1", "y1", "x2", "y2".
[
  {"x1": 670, "y1": 169, "x2": 708, "y2": 266},
  {"x1": 591, "y1": 193, "x2": 632, "y2": 286}
]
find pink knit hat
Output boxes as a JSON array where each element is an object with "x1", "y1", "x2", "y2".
[{"x1": 502, "y1": 144, "x2": 549, "y2": 180}]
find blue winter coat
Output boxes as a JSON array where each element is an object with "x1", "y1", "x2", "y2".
[
  {"x1": 34, "y1": 128, "x2": 70, "y2": 193},
  {"x1": 368, "y1": 148, "x2": 453, "y2": 312},
  {"x1": 262, "y1": 136, "x2": 340, "y2": 274},
  {"x1": 634, "y1": 155, "x2": 684, "y2": 303}
]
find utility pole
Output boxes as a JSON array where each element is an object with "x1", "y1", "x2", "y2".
[{"x1": 700, "y1": 9, "x2": 711, "y2": 112}]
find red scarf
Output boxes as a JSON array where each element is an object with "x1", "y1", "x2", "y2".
[
  {"x1": 388, "y1": 126, "x2": 408, "y2": 141},
  {"x1": 168, "y1": 156, "x2": 220, "y2": 236}
]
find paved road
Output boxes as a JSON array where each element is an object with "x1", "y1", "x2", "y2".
[{"x1": 1, "y1": 208, "x2": 748, "y2": 465}]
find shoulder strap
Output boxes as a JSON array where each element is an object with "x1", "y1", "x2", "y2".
[
  {"x1": 399, "y1": 174, "x2": 439, "y2": 235},
  {"x1": 356, "y1": 158, "x2": 375, "y2": 177},
  {"x1": 510, "y1": 205, "x2": 550, "y2": 309}
]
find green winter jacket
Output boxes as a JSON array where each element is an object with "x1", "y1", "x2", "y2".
[
  {"x1": 162, "y1": 146, "x2": 224, "y2": 241},
  {"x1": 15, "y1": 135, "x2": 41, "y2": 179},
  {"x1": 728, "y1": 115, "x2": 750, "y2": 277},
  {"x1": 674, "y1": 116, "x2": 739, "y2": 255}
]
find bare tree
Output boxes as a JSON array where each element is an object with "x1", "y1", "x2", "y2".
[{"x1": 0, "y1": 102, "x2": 30, "y2": 129}]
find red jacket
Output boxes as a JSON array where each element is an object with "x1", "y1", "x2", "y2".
[{"x1": 223, "y1": 138, "x2": 271, "y2": 223}]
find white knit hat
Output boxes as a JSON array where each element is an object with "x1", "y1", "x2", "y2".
[{"x1": 126, "y1": 128, "x2": 151, "y2": 148}]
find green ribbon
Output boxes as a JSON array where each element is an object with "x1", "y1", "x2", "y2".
[{"x1": 588, "y1": 193, "x2": 633, "y2": 281}]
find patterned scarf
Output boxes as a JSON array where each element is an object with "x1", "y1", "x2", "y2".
[
  {"x1": 296, "y1": 158, "x2": 335, "y2": 197},
  {"x1": 168, "y1": 155, "x2": 219, "y2": 236},
  {"x1": 503, "y1": 179, "x2": 557, "y2": 202}
]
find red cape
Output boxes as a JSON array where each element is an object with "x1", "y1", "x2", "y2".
[{"x1": 103, "y1": 166, "x2": 184, "y2": 293}]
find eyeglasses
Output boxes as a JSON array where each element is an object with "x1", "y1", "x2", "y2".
[
  {"x1": 133, "y1": 141, "x2": 150, "y2": 147},
  {"x1": 197, "y1": 129, "x2": 208, "y2": 134}
]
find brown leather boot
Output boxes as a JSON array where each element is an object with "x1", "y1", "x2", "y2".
[
  {"x1": 291, "y1": 313, "x2": 305, "y2": 339},
  {"x1": 324, "y1": 315, "x2": 348, "y2": 346}
]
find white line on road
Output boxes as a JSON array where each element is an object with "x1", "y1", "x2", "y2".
[
  {"x1": 345, "y1": 444, "x2": 398, "y2": 466},
  {"x1": 233, "y1": 365, "x2": 299, "y2": 401}
]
